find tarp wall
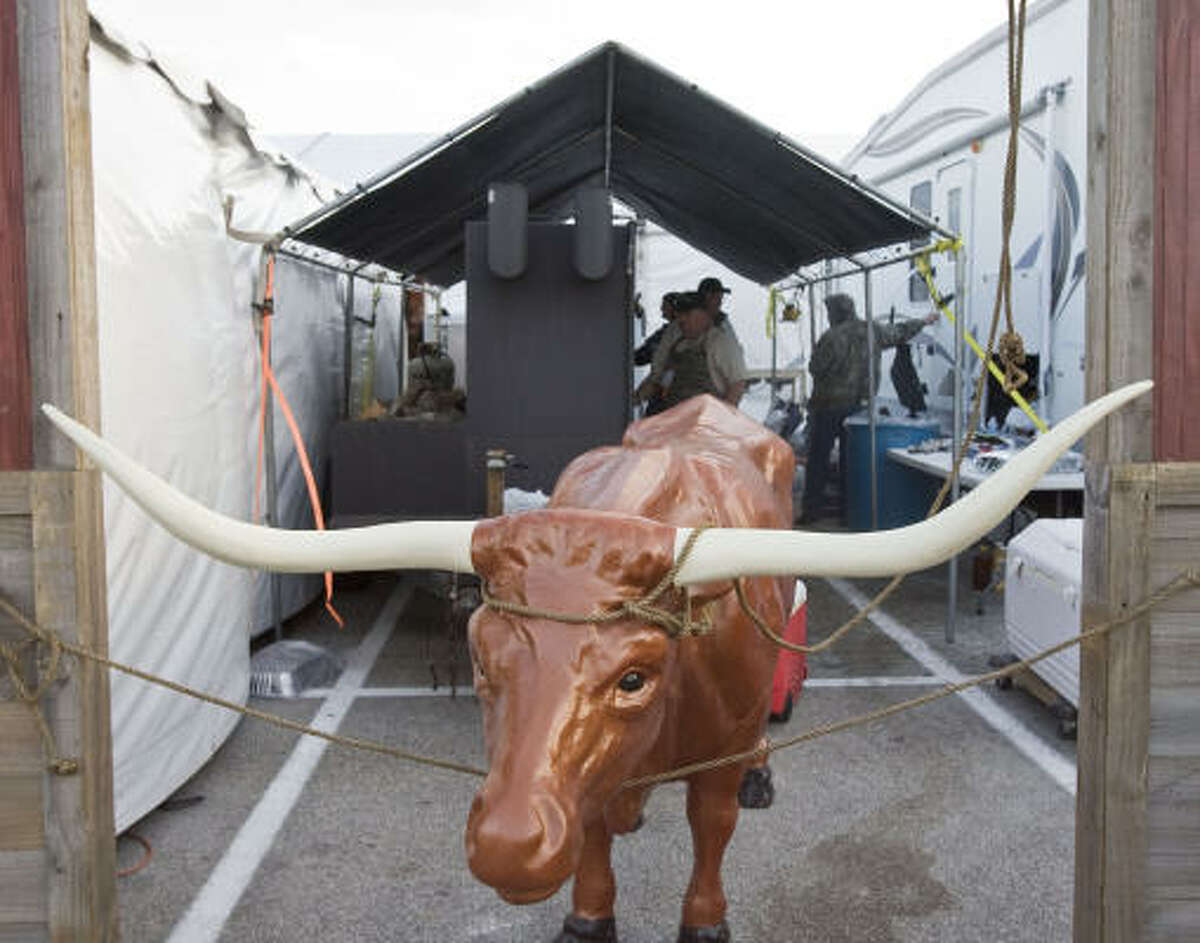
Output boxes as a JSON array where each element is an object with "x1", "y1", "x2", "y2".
[{"x1": 89, "y1": 20, "x2": 377, "y2": 830}]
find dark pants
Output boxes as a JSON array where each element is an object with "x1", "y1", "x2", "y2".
[{"x1": 801, "y1": 404, "x2": 854, "y2": 520}]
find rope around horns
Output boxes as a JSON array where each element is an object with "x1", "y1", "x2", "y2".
[{"x1": 480, "y1": 525, "x2": 715, "y2": 638}]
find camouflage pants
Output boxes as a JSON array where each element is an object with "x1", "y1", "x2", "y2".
[{"x1": 800, "y1": 404, "x2": 855, "y2": 520}]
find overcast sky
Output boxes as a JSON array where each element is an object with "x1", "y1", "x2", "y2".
[{"x1": 89, "y1": 0, "x2": 1011, "y2": 155}]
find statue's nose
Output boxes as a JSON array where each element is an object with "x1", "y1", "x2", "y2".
[{"x1": 465, "y1": 787, "x2": 578, "y2": 898}]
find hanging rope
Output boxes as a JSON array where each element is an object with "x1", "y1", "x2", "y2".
[
  {"x1": 992, "y1": 0, "x2": 1031, "y2": 393},
  {"x1": 254, "y1": 249, "x2": 343, "y2": 628}
]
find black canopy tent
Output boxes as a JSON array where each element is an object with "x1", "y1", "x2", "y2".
[
  {"x1": 284, "y1": 41, "x2": 938, "y2": 285},
  {"x1": 278, "y1": 41, "x2": 948, "y2": 525}
]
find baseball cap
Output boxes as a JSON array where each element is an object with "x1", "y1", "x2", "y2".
[
  {"x1": 697, "y1": 277, "x2": 730, "y2": 295},
  {"x1": 672, "y1": 291, "x2": 706, "y2": 312}
]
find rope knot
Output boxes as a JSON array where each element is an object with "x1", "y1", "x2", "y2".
[
  {"x1": 1, "y1": 600, "x2": 78, "y2": 776},
  {"x1": 997, "y1": 330, "x2": 1029, "y2": 393}
]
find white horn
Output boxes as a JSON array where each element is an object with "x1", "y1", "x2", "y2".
[
  {"x1": 673, "y1": 380, "x2": 1152, "y2": 585},
  {"x1": 41, "y1": 405, "x2": 477, "y2": 575}
]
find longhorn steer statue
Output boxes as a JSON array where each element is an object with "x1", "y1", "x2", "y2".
[{"x1": 43, "y1": 381, "x2": 1150, "y2": 943}]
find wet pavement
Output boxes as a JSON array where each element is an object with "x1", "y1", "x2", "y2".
[{"x1": 114, "y1": 565, "x2": 1076, "y2": 942}]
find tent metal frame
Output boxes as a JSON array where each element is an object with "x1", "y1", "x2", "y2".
[{"x1": 788, "y1": 239, "x2": 968, "y2": 642}]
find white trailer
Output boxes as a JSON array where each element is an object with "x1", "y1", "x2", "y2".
[{"x1": 828, "y1": 0, "x2": 1087, "y2": 428}]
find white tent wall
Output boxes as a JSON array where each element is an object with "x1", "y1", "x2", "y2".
[{"x1": 89, "y1": 19, "x2": 348, "y2": 831}]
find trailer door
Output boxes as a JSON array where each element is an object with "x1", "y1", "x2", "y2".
[{"x1": 927, "y1": 159, "x2": 975, "y2": 409}]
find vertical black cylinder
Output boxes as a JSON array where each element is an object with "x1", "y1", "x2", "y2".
[
  {"x1": 572, "y1": 187, "x2": 612, "y2": 280},
  {"x1": 487, "y1": 182, "x2": 528, "y2": 279}
]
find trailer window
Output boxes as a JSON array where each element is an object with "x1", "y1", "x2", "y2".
[
  {"x1": 909, "y1": 180, "x2": 933, "y2": 301},
  {"x1": 947, "y1": 187, "x2": 962, "y2": 237}
]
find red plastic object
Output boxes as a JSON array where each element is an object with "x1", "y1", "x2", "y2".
[{"x1": 770, "y1": 583, "x2": 808, "y2": 721}]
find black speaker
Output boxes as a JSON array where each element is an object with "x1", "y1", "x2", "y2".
[
  {"x1": 572, "y1": 187, "x2": 612, "y2": 280},
  {"x1": 487, "y1": 182, "x2": 527, "y2": 279}
]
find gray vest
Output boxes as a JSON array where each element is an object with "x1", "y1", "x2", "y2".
[{"x1": 662, "y1": 337, "x2": 718, "y2": 407}]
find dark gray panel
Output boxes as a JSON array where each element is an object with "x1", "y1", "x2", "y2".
[
  {"x1": 465, "y1": 221, "x2": 631, "y2": 496},
  {"x1": 329, "y1": 419, "x2": 471, "y2": 523}
]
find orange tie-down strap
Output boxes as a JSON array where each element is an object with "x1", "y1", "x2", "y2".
[{"x1": 255, "y1": 253, "x2": 343, "y2": 627}]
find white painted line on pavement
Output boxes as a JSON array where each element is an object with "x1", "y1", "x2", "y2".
[
  {"x1": 305, "y1": 684, "x2": 472, "y2": 698},
  {"x1": 804, "y1": 676, "x2": 943, "y2": 688},
  {"x1": 322, "y1": 678, "x2": 945, "y2": 697},
  {"x1": 824, "y1": 578, "x2": 1076, "y2": 794},
  {"x1": 166, "y1": 579, "x2": 411, "y2": 943}
]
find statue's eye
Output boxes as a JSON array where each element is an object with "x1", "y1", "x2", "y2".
[{"x1": 617, "y1": 671, "x2": 646, "y2": 693}]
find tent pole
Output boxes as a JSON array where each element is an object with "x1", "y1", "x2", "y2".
[
  {"x1": 342, "y1": 273, "x2": 356, "y2": 419},
  {"x1": 276, "y1": 244, "x2": 434, "y2": 293},
  {"x1": 603, "y1": 46, "x2": 615, "y2": 189},
  {"x1": 1039, "y1": 85, "x2": 1061, "y2": 410},
  {"x1": 778, "y1": 242, "x2": 949, "y2": 293},
  {"x1": 946, "y1": 246, "x2": 966, "y2": 643},
  {"x1": 254, "y1": 249, "x2": 283, "y2": 641},
  {"x1": 863, "y1": 267, "x2": 878, "y2": 530}
]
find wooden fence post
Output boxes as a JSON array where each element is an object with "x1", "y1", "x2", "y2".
[
  {"x1": 1076, "y1": 0, "x2": 1157, "y2": 940},
  {"x1": 0, "y1": 0, "x2": 116, "y2": 938}
]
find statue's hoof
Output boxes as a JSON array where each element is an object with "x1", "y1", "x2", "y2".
[
  {"x1": 553, "y1": 913, "x2": 618, "y2": 942},
  {"x1": 737, "y1": 764, "x2": 774, "y2": 809},
  {"x1": 677, "y1": 920, "x2": 731, "y2": 942}
]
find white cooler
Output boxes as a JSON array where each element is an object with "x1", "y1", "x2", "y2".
[{"x1": 1003, "y1": 518, "x2": 1084, "y2": 707}]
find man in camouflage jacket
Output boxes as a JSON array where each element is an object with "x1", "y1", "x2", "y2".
[{"x1": 799, "y1": 293, "x2": 937, "y2": 524}]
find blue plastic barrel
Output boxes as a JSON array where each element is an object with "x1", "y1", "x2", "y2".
[{"x1": 843, "y1": 410, "x2": 941, "y2": 531}]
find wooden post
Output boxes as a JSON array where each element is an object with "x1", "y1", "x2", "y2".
[
  {"x1": 1075, "y1": 1, "x2": 1157, "y2": 940},
  {"x1": 1153, "y1": 0, "x2": 1200, "y2": 461},
  {"x1": 486, "y1": 449, "x2": 507, "y2": 517},
  {"x1": 1143, "y1": 463, "x2": 1200, "y2": 940},
  {"x1": 19, "y1": 0, "x2": 103, "y2": 463},
  {"x1": 0, "y1": 0, "x2": 116, "y2": 939},
  {"x1": 0, "y1": 0, "x2": 31, "y2": 469}
]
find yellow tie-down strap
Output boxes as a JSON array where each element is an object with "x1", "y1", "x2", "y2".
[
  {"x1": 765, "y1": 285, "x2": 778, "y2": 338},
  {"x1": 915, "y1": 242, "x2": 1049, "y2": 434}
]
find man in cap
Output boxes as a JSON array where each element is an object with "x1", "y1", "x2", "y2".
[
  {"x1": 698, "y1": 275, "x2": 737, "y2": 336},
  {"x1": 635, "y1": 291, "x2": 748, "y2": 409},
  {"x1": 799, "y1": 293, "x2": 938, "y2": 525},
  {"x1": 634, "y1": 292, "x2": 681, "y2": 368},
  {"x1": 634, "y1": 292, "x2": 681, "y2": 416}
]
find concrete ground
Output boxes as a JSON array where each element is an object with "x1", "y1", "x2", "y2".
[{"x1": 114, "y1": 564, "x2": 1077, "y2": 942}]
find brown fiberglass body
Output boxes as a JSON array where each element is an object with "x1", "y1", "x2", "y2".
[{"x1": 466, "y1": 395, "x2": 794, "y2": 941}]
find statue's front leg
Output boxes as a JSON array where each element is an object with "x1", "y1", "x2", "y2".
[
  {"x1": 552, "y1": 819, "x2": 617, "y2": 942},
  {"x1": 679, "y1": 764, "x2": 742, "y2": 942}
]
